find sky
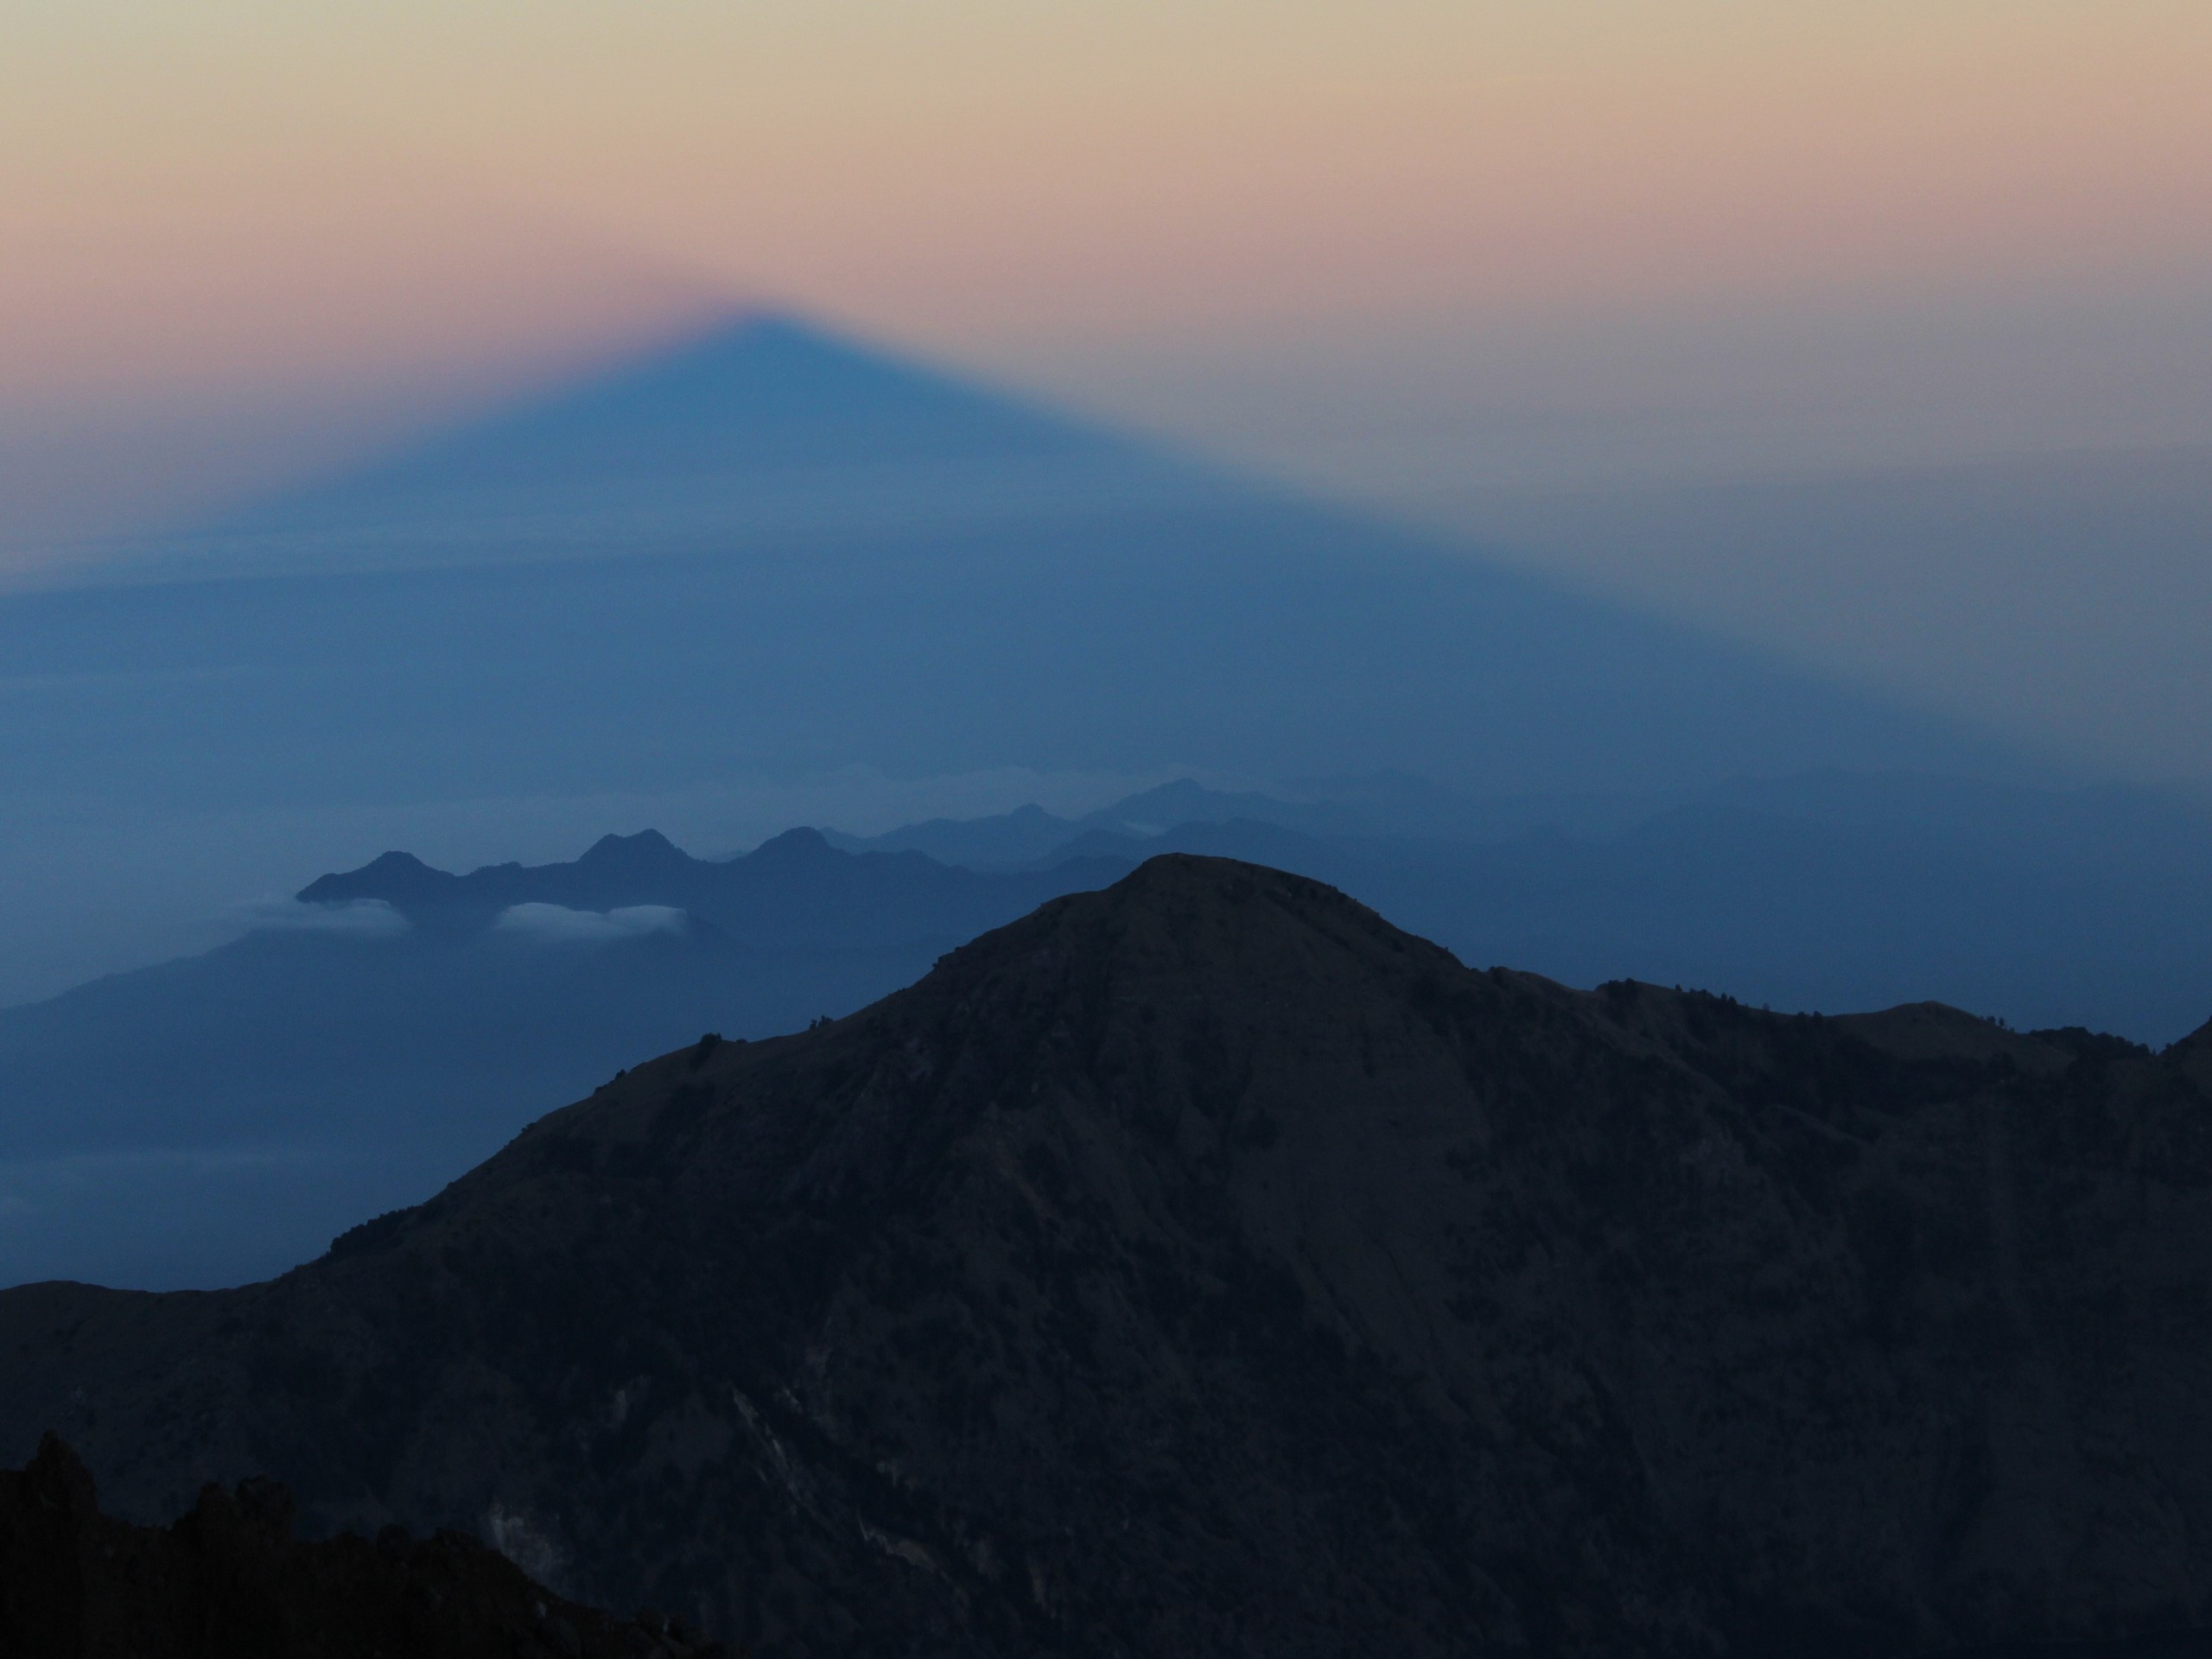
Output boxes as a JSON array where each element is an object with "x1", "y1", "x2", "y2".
[{"x1": 4, "y1": 0, "x2": 2210, "y2": 777}]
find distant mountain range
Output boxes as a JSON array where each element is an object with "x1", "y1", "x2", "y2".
[
  {"x1": 840, "y1": 769, "x2": 2212, "y2": 1042},
  {"x1": 0, "y1": 830, "x2": 1121, "y2": 1290},
  {"x1": 0, "y1": 311, "x2": 2037, "y2": 1011},
  {"x1": 7, "y1": 768, "x2": 2211, "y2": 1291},
  {"x1": 299, "y1": 823, "x2": 1120, "y2": 944},
  {"x1": 8, "y1": 857, "x2": 2209, "y2": 1656}
]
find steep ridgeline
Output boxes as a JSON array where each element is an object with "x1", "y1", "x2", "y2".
[
  {"x1": 4, "y1": 857, "x2": 2212, "y2": 1657},
  {"x1": 836, "y1": 772, "x2": 2212, "y2": 1047}
]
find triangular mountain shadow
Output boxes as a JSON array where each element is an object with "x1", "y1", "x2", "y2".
[
  {"x1": 6, "y1": 855, "x2": 2211, "y2": 1656},
  {"x1": 3, "y1": 311, "x2": 2040, "y2": 856},
  {"x1": 116, "y1": 313, "x2": 1230, "y2": 582},
  {"x1": 334, "y1": 314, "x2": 1115, "y2": 485}
]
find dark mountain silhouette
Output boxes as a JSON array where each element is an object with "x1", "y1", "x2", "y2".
[
  {"x1": 6, "y1": 857, "x2": 2211, "y2": 1656},
  {"x1": 0, "y1": 1434, "x2": 719, "y2": 1657},
  {"x1": 0, "y1": 832, "x2": 1121, "y2": 1291},
  {"x1": 13, "y1": 767, "x2": 2212, "y2": 1291},
  {"x1": 842, "y1": 771, "x2": 2212, "y2": 1044}
]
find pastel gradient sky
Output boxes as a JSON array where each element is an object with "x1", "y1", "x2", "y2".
[
  {"x1": 10, "y1": 3, "x2": 2207, "y2": 392},
  {"x1": 6, "y1": 2, "x2": 2212, "y2": 776}
]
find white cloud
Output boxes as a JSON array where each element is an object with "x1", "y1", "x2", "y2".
[{"x1": 493, "y1": 902, "x2": 688, "y2": 944}]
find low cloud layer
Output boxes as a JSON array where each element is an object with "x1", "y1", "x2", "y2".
[{"x1": 493, "y1": 902, "x2": 688, "y2": 944}]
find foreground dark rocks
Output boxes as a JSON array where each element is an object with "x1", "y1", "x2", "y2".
[
  {"x1": 5, "y1": 855, "x2": 2212, "y2": 1656},
  {"x1": 0, "y1": 1434, "x2": 725, "y2": 1658}
]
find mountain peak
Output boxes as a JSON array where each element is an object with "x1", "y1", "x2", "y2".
[
  {"x1": 575, "y1": 829, "x2": 687, "y2": 868},
  {"x1": 1043, "y1": 850, "x2": 1367, "y2": 931},
  {"x1": 925, "y1": 854, "x2": 1421, "y2": 985},
  {"x1": 744, "y1": 826, "x2": 835, "y2": 862},
  {"x1": 9, "y1": 854, "x2": 2212, "y2": 1652},
  {"x1": 296, "y1": 850, "x2": 455, "y2": 908}
]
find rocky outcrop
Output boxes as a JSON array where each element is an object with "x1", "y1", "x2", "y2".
[{"x1": 4, "y1": 855, "x2": 2212, "y2": 1656}]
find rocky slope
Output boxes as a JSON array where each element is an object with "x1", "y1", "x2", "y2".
[
  {"x1": 0, "y1": 1434, "x2": 722, "y2": 1657},
  {"x1": 4, "y1": 855, "x2": 2212, "y2": 1656}
]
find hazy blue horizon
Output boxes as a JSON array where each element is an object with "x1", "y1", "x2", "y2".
[{"x1": 3, "y1": 315, "x2": 2107, "y2": 1010}]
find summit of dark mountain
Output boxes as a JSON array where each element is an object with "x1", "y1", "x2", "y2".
[
  {"x1": 575, "y1": 829, "x2": 690, "y2": 873},
  {"x1": 5, "y1": 855, "x2": 2210, "y2": 1656},
  {"x1": 743, "y1": 826, "x2": 838, "y2": 863}
]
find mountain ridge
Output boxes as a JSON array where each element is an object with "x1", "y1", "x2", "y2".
[
  {"x1": 5, "y1": 855, "x2": 2210, "y2": 1655},
  {"x1": 296, "y1": 823, "x2": 1122, "y2": 944},
  {"x1": 830, "y1": 771, "x2": 2212, "y2": 1043}
]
